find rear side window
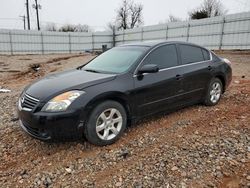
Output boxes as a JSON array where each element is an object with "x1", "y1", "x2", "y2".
[
  {"x1": 211, "y1": 51, "x2": 221, "y2": 62},
  {"x1": 202, "y1": 49, "x2": 210, "y2": 61},
  {"x1": 143, "y1": 44, "x2": 178, "y2": 69},
  {"x1": 179, "y1": 44, "x2": 204, "y2": 64}
]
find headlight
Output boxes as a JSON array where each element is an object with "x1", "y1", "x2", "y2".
[{"x1": 42, "y1": 90, "x2": 85, "y2": 112}]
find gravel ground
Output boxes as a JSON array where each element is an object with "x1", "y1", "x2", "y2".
[{"x1": 0, "y1": 51, "x2": 249, "y2": 188}]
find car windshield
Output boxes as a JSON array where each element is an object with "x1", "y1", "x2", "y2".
[{"x1": 83, "y1": 46, "x2": 148, "y2": 74}]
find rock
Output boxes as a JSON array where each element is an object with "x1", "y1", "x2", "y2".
[
  {"x1": 0, "y1": 88, "x2": 11, "y2": 93},
  {"x1": 65, "y1": 168, "x2": 72, "y2": 174},
  {"x1": 181, "y1": 172, "x2": 187, "y2": 177},
  {"x1": 215, "y1": 166, "x2": 221, "y2": 171},
  {"x1": 115, "y1": 182, "x2": 122, "y2": 187},
  {"x1": 119, "y1": 149, "x2": 129, "y2": 159},
  {"x1": 207, "y1": 182, "x2": 216, "y2": 187},
  {"x1": 30, "y1": 64, "x2": 41, "y2": 72},
  {"x1": 171, "y1": 166, "x2": 178, "y2": 171},
  {"x1": 44, "y1": 177, "x2": 52, "y2": 186},
  {"x1": 246, "y1": 176, "x2": 250, "y2": 181},
  {"x1": 20, "y1": 169, "x2": 27, "y2": 176}
]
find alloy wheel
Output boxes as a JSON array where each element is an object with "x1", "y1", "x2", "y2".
[
  {"x1": 96, "y1": 108, "x2": 123, "y2": 140},
  {"x1": 210, "y1": 82, "x2": 222, "y2": 103}
]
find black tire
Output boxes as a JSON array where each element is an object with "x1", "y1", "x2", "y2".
[
  {"x1": 84, "y1": 100, "x2": 127, "y2": 146},
  {"x1": 204, "y1": 78, "x2": 223, "y2": 106}
]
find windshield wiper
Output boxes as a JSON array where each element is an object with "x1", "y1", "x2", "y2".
[{"x1": 84, "y1": 69, "x2": 101, "y2": 73}]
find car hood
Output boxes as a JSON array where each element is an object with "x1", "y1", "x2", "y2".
[{"x1": 25, "y1": 69, "x2": 116, "y2": 101}]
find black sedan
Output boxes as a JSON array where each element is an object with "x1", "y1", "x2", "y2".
[{"x1": 17, "y1": 41, "x2": 232, "y2": 146}]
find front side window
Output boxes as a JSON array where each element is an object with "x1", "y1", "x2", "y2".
[
  {"x1": 83, "y1": 46, "x2": 148, "y2": 74},
  {"x1": 179, "y1": 44, "x2": 205, "y2": 64},
  {"x1": 143, "y1": 44, "x2": 178, "y2": 69}
]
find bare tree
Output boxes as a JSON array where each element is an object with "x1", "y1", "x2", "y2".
[
  {"x1": 44, "y1": 23, "x2": 57, "y2": 31},
  {"x1": 129, "y1": 1, "x2": 143, "y2": 28},
  {"x1": 168, "y1": 15, "x2": 182, "y2": 22},
  {"x1": 202, "y1": 0, "x2": 227, "y2": 17},
  {"x1": 74, "y1": 24, "x2": 91, "y2": 32},
  {"x1": 58, "y1": 24, "x2": 91, "y2": 32},
  {"x1": 189, "y1": 0, "x2": 227, "y2": 19},
  {"x1": 116, "y1": 0, "x2": 143, "y2": 30},
  {"x1": 106, "y1": 22, "x2": 116, "y2": 47},
  {"x1": 116, "y1": 0, "x2": 129, "y2": 30},
  {"x1": 59, "y1": 24, "x2": 75, "y2": 32},
  {"x1": 106, "y1": 22, "x2": 117, "y2": 32}
]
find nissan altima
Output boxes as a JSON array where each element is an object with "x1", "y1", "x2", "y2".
[{"x1": 17, "y1": 41, "x2": 232, "y2": 146}]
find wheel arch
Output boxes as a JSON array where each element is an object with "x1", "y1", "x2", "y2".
[
  {"x1": 84, "y1": 91, "x2": 132, "y2": 123},
  {"x1": 214, "y1": 74, "x2": 226, "y2": 93}
]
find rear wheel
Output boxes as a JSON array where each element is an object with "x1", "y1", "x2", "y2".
[
  {"x1": 84, "y1": 100, "x2": 127, "y2": 146},
  {"x1": 204, "y1": 78, "x2": 223, "y2": 106}
]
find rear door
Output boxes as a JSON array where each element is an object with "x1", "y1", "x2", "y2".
[
  {"x1": 176, "y1": 44, "x2": 213, "y2": 103},
  {"x1": 133, "y1": 44, "x2": 183, "y2": 116}
]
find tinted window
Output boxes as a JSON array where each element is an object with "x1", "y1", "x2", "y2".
[
  {"x1": 179, "y1": 44, "x2": 204, "y2": 64},
  {"x1": 84, "y1": 46, "x2": 148, "y2": 73},
  {"x1": 202, "y1": 49, "x2": 210, "y2": 61},
  {"x1": 143, "y1": 45, "x2": 178, "y2": 69}
]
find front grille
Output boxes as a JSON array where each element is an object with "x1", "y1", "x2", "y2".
[{"x1": 20, "y1": 93, "x2": 39, "y2": 111}]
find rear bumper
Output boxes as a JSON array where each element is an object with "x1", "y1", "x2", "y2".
[{"x1": 18, "y1": 108, "x2": 85, "y2": 141}]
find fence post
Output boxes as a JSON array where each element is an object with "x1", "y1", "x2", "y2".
[
  {"x1": 41, "y1": 32, "x2": 44, "y2": 54},
  {"x1": 141, "y1": 28, "x2": 144, "y2": 41},
  {"x1": 92, "y1": 33, "x2": 94, "y2": 52},
  {"x1": 112, "y1": 28, "x2": 116, "y2": 47},
  {"x1": 166, "y1": 24, "x2": 168, "y2": 40},
  {"x1": 219, "y1": 17, "x2": 225, "y2": 50},
  {"x1": 186, "y1": 23, "x2": 190, "y2": 42},
  {"x1": 69, "y1": 33, "x2": 72, "y2": 53},
  {"x1": 9, "y1": 31, "x2": 13, "y2": 55},
  {"x1": 123, "y1": 30, "x2": 125, "y2": 44}
]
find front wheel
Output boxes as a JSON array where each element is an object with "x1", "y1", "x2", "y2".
[
  {"x1": 204, "y1": 78, "x2": 223, "y2": 106},
  {"x1": 84, "y1": 100, "x2": 127, "y2": 146}
]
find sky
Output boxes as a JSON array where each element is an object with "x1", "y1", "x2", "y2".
[{"x1": 0, "y1": 0, "x2": 249, "y2": 31}]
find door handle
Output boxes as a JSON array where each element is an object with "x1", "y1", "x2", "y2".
[
  {"x1": 208, "y1": 66, "x2": 213, "y2": 71},
  {"x1": 176, "y1": 74, "x2": 183, "y2": 80}
]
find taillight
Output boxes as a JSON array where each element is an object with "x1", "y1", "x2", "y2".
[{"x1": 223, "y1": 58, "x2": 232, "y2": 67}]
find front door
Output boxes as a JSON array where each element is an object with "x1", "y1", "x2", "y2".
[{"x1": 133, "y1": 44, "x2": 183, "y2": 117}]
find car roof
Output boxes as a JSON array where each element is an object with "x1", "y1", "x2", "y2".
[{"x1": 119, "y1": 40, "x2": 207, "y2": 49}]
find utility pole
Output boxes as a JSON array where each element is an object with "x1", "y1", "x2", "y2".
[
  {"x1": 26, "y1": 0, "x2": 31, "y2": 30},
  {"x1": 20, "y1": 15, "x2": 26, "y2": 30},
  {"x1": 33, "y1": 0, "x2": 42, "y2": 30}
]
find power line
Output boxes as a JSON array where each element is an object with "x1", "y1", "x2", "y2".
[{"x1": 0, "y1": 18, "x2": 21, "y2": 20}]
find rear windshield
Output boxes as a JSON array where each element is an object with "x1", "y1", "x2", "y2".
[{"x1": 83, "y1": 46, "x2": 149, "y2": 74}]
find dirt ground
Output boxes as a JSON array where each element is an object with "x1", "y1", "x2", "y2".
[{"x1": 0, "y1": 51, "x2": 249, "y2": 188}]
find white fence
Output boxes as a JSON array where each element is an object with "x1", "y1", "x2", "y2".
[
  {"x1": 0, "y1": 12, "x2": 250, "y2": 54},
  {"x1": 116, "y1": 12, "x2": 250, "y2": 50},
  {"x1": 0, "y1": 30, "x2": 113, "y2": 54}
]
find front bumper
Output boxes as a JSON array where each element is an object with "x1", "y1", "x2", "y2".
[{"x1": 18, "y1": 108, "x2": 85, "y2": 141}]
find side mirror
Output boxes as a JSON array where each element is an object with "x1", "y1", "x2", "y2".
[{"x1": 138, "y1": 64, "x2": 159, "y2": 74}]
